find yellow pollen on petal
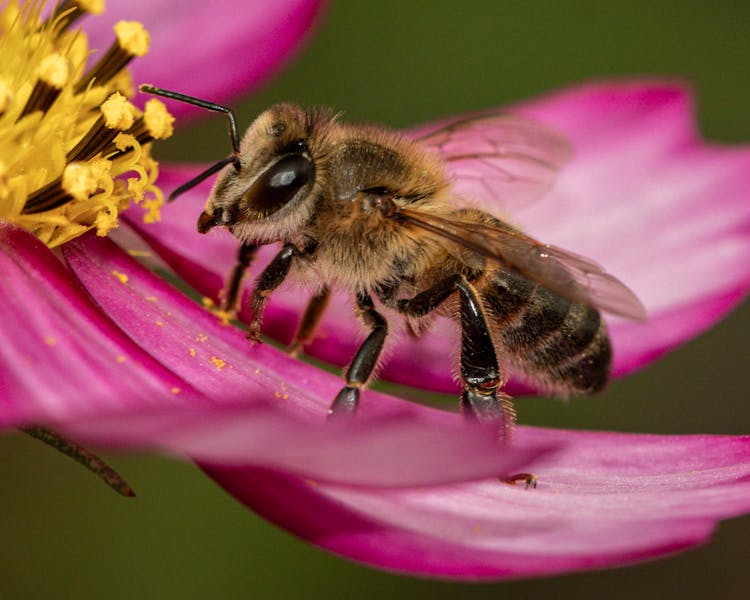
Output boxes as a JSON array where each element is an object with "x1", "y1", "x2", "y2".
[
  {"x1": 111, "y1": 270, "x2": 128, "y2": 284},
  {"x1": 201, "y1": 296, "x2": 234, "y2": 326},
  {"x1": 115, "y1": 355, "x2": 126, "y2": 363},
  {"x1": 210, "y1": 356, "x2": 227, "y2": 371},
  {"x1": 44, "y1": 336, "x2": 57, "y2": 346},
  {"x1": 0, "y1": 2, "x2": 173, "y2": 248},
  {"x1": 170, "y1": 387, "x2": 181, "y2": 395},
  {"x1": 114, "y1": 21, "x2": 150, "y2": 57},
  {"x1": 189, "y1": 348, "x2": 196, "y2": 357}
]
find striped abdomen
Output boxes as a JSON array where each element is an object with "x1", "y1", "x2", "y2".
[{"x1": 482, "y1": 269, "x2": 612, "y2": 395}]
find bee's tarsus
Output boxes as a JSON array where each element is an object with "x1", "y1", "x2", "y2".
[
  {"x1": 328, "y1": 293, "x2": 388, "y2": 418},
  {"x1": 328, "y1": 386, "x2": 360, "y2": 419},
  {"x1": 247, "y1": 243, "x2": 303, "y2": 344},
  {"x1": 221, "y1": 243, "x2": 259, "y2": 312}
]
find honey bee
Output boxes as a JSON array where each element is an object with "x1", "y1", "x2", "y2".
[{"x1": 142, "y1": 85, "x2": 646, "y2": 434}]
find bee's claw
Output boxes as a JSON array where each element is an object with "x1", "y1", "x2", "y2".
[{"x1": 246, "y1": 325, "x2": 262, "y2": 345}]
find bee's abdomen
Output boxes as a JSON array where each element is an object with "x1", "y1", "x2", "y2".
[{"x1": 484, "y1": 271, "x2": 612, "y2": 395}]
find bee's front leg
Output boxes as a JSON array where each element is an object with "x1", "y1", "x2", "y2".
[
  {"x1": 220, "y1": 242, "x2": 258, "y2": 314},
  {"x1": 246, "y1": 243, "x2": 301, "y2": 343}
]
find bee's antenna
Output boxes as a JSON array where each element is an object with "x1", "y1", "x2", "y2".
[
  {"x1": 166, "y1": 156, "x2": 239, "y2": 203},
  {"x1": 140, "y1": 84, "x2": 242, "y2": 202}
]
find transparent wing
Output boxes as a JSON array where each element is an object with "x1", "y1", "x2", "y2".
[
  {"x1": 411, "y1": 112, "x2": 572, "y2": 211},
  {"x1": 398, "y1": 208, "x2": 647, "y2": 321}
]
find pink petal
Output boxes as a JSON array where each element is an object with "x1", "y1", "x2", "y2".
[
  {"x1": 62, "y1": 402, "x2": 552, "y2": 487},
  {"x1": 128, "y1": 81, "x2": 750, "y2": 394},
  {"x1": 204, "y1": 429, "x2": 750, "y2": 579},
  {"x1": 0, "y1": 222, "x2": 198, "y2": 427},
  {"x1": 61, "y1": 233, "x2": 550, "y2": 486},
  {"x1": 82, "y1": 0, "x2": 325, "y2": 120}
]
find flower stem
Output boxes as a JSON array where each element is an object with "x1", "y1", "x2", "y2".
[{"x1": 21, "y1": 426, "x2": 135, "y2": 497}]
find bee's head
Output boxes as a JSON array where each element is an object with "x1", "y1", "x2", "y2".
[{"x1": 198, "y1": 103, "x2": 334, "y2": 243}]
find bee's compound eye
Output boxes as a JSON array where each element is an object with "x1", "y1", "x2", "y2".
[{"x1": 243, "y1": 154, "x2": 314, "y2": 218}]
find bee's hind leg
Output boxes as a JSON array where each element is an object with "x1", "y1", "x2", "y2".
[
  {"x1": 395, "y1": 275, "x2": 515, "y2": 439},
  {"x1": 329, "y1": 292, "x2": 388, "y2": 418},
  {"x1": 454, "y1": 277, "x2": 515, "y2": 439}
]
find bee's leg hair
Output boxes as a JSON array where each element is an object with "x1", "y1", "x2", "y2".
[
  {"x1": 247, "y1": 243, "x2": 300, "y2": 343},
  {"x1": 220, "y1": 242, "x2": 258, "y2": 313},
  {"x1": 329, "y1": 292, "x2": 388, "y2": 418},
  {"x1": 396, "y1": 275, "x2": 513, "y2": 435},
  {"x1": 289, "y1": 285, "x2": 331, "y2": 355}
]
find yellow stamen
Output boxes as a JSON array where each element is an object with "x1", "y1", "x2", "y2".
[
  {"x1": 18, "y1": 53, "x2": 71, "y2": 118},
  {"x1": 75, "y1": 21, "x2": 149, "y2": 93},
  {"x1": 79, "y1": 0, "x2": 105, "y2": 14},
  {"x1": 67, "y1": 92, "x2": 136, "y2": 161},
  {"x1": 0, "y1": 1, "x2": 173, "y2": 248},
  {"x1": 46, "y1": 0, "x2": 105, "y2": 31},
  {"x1": 113, "y1": 21, "x2": 150, "y2": 57},
  {"x1": 38, "y1": 52, "x2": 71, "y2": 88},
  {"x1": 102, "y1": 92, "x2": 137, "y2": 130},
  {"x1": 63, "y1": 161, "x2": 109, "y2": 201}
]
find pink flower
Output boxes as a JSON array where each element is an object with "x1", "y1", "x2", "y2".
[{"x1": 1, "y1": 1, "x2": 749, "y2": 581}]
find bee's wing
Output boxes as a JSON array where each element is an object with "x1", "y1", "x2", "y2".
[
  {"x1": 398, "y1": 209, "x2": 647, "y2": 321},
  {"x1": 412, "y1": 112, "x2": 572, "y2": 211}
]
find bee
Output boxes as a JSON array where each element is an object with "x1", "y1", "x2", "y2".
[{"x1": 142, "y1": 85, "x2": 646, "y2": 434}]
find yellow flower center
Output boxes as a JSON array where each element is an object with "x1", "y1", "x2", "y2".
[{"x1": 0, "y1": 0, "x2": 174, "y2": 248}]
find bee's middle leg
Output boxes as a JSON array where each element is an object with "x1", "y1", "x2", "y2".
[
  {"x1": 329, "y1": 292, "x2": 388, "y2": 418},
  {"x1": 396, "y1": 275, "x2": 514, "y2": 436}
]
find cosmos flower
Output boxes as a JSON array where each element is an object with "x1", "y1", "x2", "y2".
[{"x1": 1, "y1": 0, "x2": 750, "y2": 581}]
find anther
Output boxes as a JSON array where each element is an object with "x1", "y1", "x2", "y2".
[
  {"x1": 45, "y1": 0, "x2": 105, "y2": 31},
  {"x1": 23, "y1": 161, "x2": 108, "y2": 214},
  {"x1": 67, "y1": 92, "x2": 137, "y2": 161},
  {"x1": 75, "y1": 21, "x2": 150, "y2": 93},
  {"x1": 17, "y1": 53, "x2": 70, "y2": 119},
  {"x1": 103, "y1": 99, "x2": 174, "y2": 158}
]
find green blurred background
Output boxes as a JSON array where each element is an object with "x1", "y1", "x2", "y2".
[{"x1": 2, "y1": 1, "x2": 749, "y2": 597}]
